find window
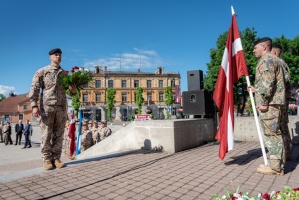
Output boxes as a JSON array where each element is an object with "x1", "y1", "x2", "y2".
[
  {"x1": 23, "y1": 105, "x2": 27, "y2": 110},
  {"x1": 108, "y1": 80, "x2": 113, "y2": 88},
  {"x1": 83, "y1": 94, "x2": 88, "y2": 102},
  {"x1": 134, "y1": 80, "x2": 139, "y2": 88},
  {"x1": 147, "y1": 80, "x2": 152, "y2": 88},
  {"x1": 122, "y1": 80, "x2": 126, "y2": 88},
  {"x1": 19, "y1": 114, "x2": 23, "y2": 120},
  {"x1": 147, "y1": 92, "x2": 152, "y2": 102},
  {"x1": 95, "y1": 80, "x2": 101, "y2": 88},
  {"x1": 96, "y1": 94, "x2": 101, "y2": 102},
  {"x1": 83, "y1": 83, "x2": 88, "y2": 88},
  {"x1": 172, "y1": 107, "x2": 177, "y2": 116},
  {"x1": 122, "y1": 93, "x2": 127, "y2": 102},
  {"x1": 159, "y1": 80, "x2": 163, "y2": 88},
  {"x1": 159, "y1": 93, "x2": 164, "y2": 101},
  {"x1": 171, "y1": 79, "x2": 175, "y2": 87},
  {"x1": 172, "y1": 93, "x2": 175, "y2": 101}
]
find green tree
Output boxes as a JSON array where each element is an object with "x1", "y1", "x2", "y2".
[
  {"x1": 272, "y1": 35, "x2": 299, "y2": 87},
  {"x1": 71, "y1": 90, "x2": 81, "y2": 118},
  {"x1": 106, "y1": 88, "x2": 116, "y2": 121},
  {"x1": 136, "y1": 87, "x2": 144, "y2": 114},
  {"x1": 0, "y1": 94, "x2": 6, "y2": 102},
  {"x1": 164, "y1": 86, "x2": 173, "y2": 119}
]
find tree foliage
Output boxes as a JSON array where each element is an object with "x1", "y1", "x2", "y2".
[
  {"x1": 0, "y1": 94, "x2": 5, "y2": 102},
  {"x1": 71, "y1": 90, "x2": 81, "y2": 118},
  {"x1": 106, "y1": 88, "x2": 116, "y2": 121},
  {"x1": 164, "y1": 86, "x2": 173, "y2": 106},
  {"x1": 136, "y1": 87, "x2": 144, "y2": 114}
]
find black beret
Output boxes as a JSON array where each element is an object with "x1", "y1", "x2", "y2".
[
  {"x1": 272, "y1": 44, "x2": 282, "y2": 50},
  {"x1": 253, "y1": 37, "x2": 272, "y2": 46},
  {"x1": 49, "y1": 48, "x2": 62, "y2": 55}
]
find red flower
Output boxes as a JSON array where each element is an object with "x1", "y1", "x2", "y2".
[
  {"x1": 72, "y1": 66, "x2": 79, "y2": 70},
  {"x1": 294, "y1": 188, "x2": 299, "y2": 191},
  {"x1": 71, "y1": 69, "x2": 75, "y2": 73},
  {"x1": 262, "y1": 193, "x2": 270, "y2": 200},
  {"x1": 64, "y1": 71, "x2": 69, "y2": 76}
]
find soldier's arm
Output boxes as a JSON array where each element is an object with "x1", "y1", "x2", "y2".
[
  {"x1": 29, "y1": 69, "x2": 43, "y2": 109},
  {"x1": 258, "y1": 60, "x2": 276, "y2": 106}
]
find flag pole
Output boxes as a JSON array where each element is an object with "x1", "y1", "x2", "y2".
[
  {"x1": 76, "y1": 109, "x2": 83, "y2": 155},
  {"x1": 246, "y1": 76, "x2": 268, "y2": 165}
]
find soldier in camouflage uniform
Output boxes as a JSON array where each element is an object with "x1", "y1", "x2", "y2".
[
  {"x1": 29, "y1": 48, "x2": 77, "y2": 170},
  {"x1": 99, "y1": 121, "x2": 112, "y2": 141},
  {"x1": 248, "y1": 37, "x2": 286, "y2": 175},
  {"x1": 0, "y1": 121, "x2": 3, "y2": 143},
  {"x1": 81, "y1": 122, "x2": 94, "y2": 152},
  {"x1": 3, "y1": 121, "x2": 13, "y2": 145},
  {"x1": 271, "y1": 44, "x2": 292, "y2": 161},
  {"x1": 92, "y1": 120, "x2": 100, "y2": 144}
]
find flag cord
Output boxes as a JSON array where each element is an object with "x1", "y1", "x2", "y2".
[{"x1": 246, "y1": 76, "x2": 268, "y2": 165}]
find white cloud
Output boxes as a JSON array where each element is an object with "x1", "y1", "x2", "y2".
[
  {"x1": 83, "y1": 48, "x2": 163, "y2": 71},
  {"x1": 0, "y1": 85, "x2": 15, "y2": 97}
]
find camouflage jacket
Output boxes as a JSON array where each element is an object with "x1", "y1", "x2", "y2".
[
  {"x1": 81, "y1": 130, "x2": 94, "y2": 151},
  {"x1": 280, "y1": 58, "x2": 291, "y2": 99},
  {"x1": 99, "y1": 127, "x2": 112, "y2": 141},
  {"x1": 29, "y1": 65, "x2": 66, "y2": 108},
  {"x1": 254, "y1": 52, "x2": 286, "y2": 106}
]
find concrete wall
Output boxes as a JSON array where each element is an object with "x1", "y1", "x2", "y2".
[
  {"x1": 76, "y1": 118, "x2": 215, "y2": 159},
  {"x1": 234, "y1": 116, "x2": 299, "y2": 144}
]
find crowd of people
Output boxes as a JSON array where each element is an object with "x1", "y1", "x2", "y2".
[
  {"x1": 64, "y1": 119, "x2": 112, "y2": 160},
  {"x1": 0, "y1": 120, "x2": 33, "y2": 147}
]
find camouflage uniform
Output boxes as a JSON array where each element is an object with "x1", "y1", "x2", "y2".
[
  {"x1": 3, "y1": 123, "x2": 12, "y2": 145},
  {"x1": 0, "y1": 122, "x2": 3, "y2": 143},
  {"x1": 99, "y1": 126, "x2": 112, "y2": 141},
  {"x1": 29, "y1": 65, "x2": 67, "y2": 161},
  {"x1": 279, "y1": 59, "x2": 292, "y2": 159},
  {"x1": 92, "y1": 125, "x2": 100, "y2": 144},
  {"x1": 255, "y1": 52, "x2": 286, "y2": 172},
  {"x1": 81, "y1": 129, "x2": 94, "y2": 152}
]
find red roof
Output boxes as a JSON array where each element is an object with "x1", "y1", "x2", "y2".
[{"x1": 0, "y1": 94, "x2": 30, "y2": 113}]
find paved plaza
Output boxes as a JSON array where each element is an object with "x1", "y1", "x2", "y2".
[{"x1": 0, "y1": 125, "x2": 299, "y2": 199}]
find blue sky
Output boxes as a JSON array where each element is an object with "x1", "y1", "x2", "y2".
[{"x1": 1, "y1": 0, "x2": 298, "y2": 97}]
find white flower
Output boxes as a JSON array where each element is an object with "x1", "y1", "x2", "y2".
[
  {"x1": 84, "y1": 68, "x2": 90, "y2": 72},
  {"x1": 79, "y1": 67, "x2": 84, "y2": 72},
  {"x1": 221, "y1": 195, "x2": 226, "y2": 199}
]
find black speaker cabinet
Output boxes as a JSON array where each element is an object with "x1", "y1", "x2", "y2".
[
  {"x1": 187, "y1": 70, "x2": 204, "y2": 91},
  {"x1": 182, "y1": 90, "x2": 214, "y2": 115}
]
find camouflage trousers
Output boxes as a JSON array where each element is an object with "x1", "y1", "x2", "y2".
[
  {"x1": 40, "y1": 105, "x2": 67, "y2": 161},
  {"x1": 259, "y1": 105, "x2": 284, "y2": 171},
  {"x1": 281, "y1": 103, "x2": 292, "y2": 159}
]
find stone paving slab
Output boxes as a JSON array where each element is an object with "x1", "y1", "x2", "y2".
[{"x1": 0, "y1": 141, "x2": 298, "y2": 200}]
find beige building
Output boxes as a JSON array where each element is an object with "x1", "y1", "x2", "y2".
[{"x1": 80, "y1": 66, "x2": 181, "y2": 121}]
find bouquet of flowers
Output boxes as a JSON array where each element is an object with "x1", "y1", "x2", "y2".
[
  {"x1": 60, "y1": 66, "x2": 92, "y2": 93},
  {"x1": 213, "y1": 186, "x2": 299, "y2": 200}
]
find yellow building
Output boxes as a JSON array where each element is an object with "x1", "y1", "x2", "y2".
[{"x1": 80, "y1": 66, "x2": 181, "y2": 121}]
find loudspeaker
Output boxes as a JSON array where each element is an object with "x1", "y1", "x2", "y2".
[
  {"x1": 182, "y1": 90, "x2": 214, "y2": 115},
  {"x1": 187, "y1": 70, "x2": 204, "y2": 91}
]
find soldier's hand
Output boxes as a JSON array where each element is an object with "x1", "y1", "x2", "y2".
[
  {"x1": 247, "y1": 86, "x2": 256, "y2": 93},
  {"x1": 69, "y1": 84, "x2": 77, "y2": 95},
  {"x1": 259, "y1": 105, "x2": 268, "y2": 112},
  {"x1": 32, "y1": 107, "x2": 40, "y2": 118}
]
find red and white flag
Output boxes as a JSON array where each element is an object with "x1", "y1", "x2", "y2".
[
  {"x1": 68, "y1": 110, "x2": 76, "y2": 157},
  {"x1": 213, "y1": 7, "x2": 248, "y2": 160}
]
